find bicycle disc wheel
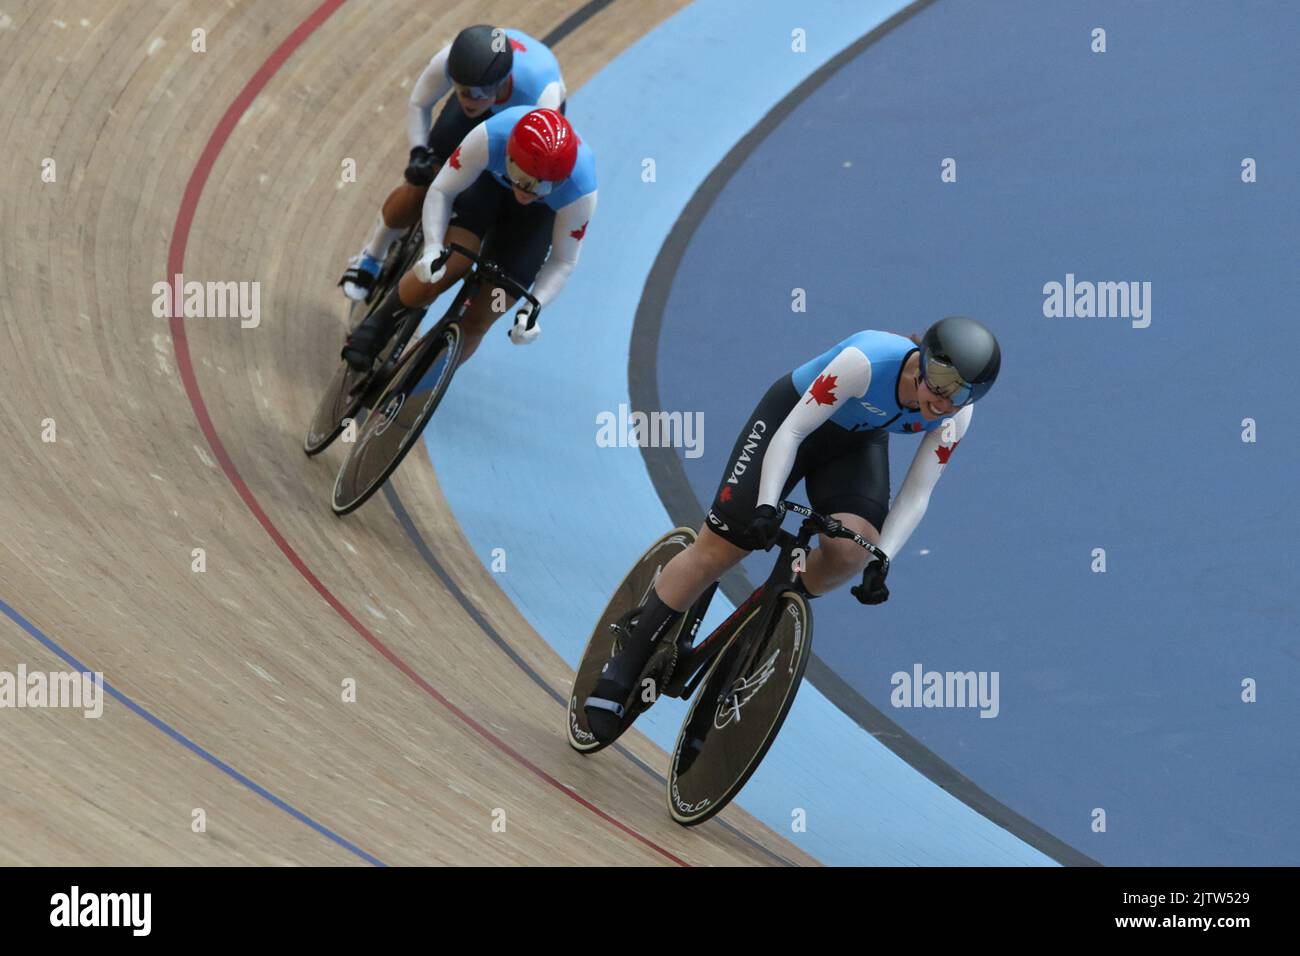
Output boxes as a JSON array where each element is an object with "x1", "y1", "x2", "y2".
[
  {"x1": 566, "y1": 527, "x2": 697, "y2": 754},
  {"x1": 303, "y1": 360, "x2": 371, "y2": 456},
  {"x1": 666, "y1": 590, "x2": 812, "y2": 826},
  {"x1": 330, "y1": 322, "x2": 461, "y2": 515},
  {"x1": 307, "y1": 225, "x2": 425, "y2": 455}
]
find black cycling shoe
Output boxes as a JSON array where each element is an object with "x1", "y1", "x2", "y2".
[
  {"x1": 342, "y1": 289, "x2": 413, "y2": 372},
  {"x1": 584, "y1": 596, "x2": 684, "y2": 743},
  {"x1": 341, "y1": 321, "x2": 386, "y2": 372},
  {"x1": 584, "y1": 644, "x2": 653, "y2": 744}
]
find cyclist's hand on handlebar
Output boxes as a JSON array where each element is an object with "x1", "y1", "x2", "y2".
[
  {"x1": 747, "y1": 504, "x2": 784, "y2": 551},
  {"x1": 413, "y1": 245, "x2": 447, "y2": 285},
  {"x1": 852, "y1": 557, "x2": 891, "y2": 605},
  {"x1": 508, "y1": 302, "x2": 540, "y2": 345},
  {"x1": 404, "y1": 146, "x2": 437, "y2": 187}
]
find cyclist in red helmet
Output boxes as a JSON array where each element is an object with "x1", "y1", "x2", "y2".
[
  {"x1": 506, "y1": 108, "x2": 578, "y2": 183},
  {"x1": 342, "y1": 106, "x2": 597, "y2": 371},
  {"x1": 338, "y1": 25, "x2": 567, "y2": 302}
]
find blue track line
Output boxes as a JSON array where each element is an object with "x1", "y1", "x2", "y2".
[{"x1": 0, "y1": 596, "x2": 386, "y2": 867}]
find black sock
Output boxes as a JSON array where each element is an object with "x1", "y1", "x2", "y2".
[
  {"x1": 793, "y1": 574, "x2": 821, "y2": 600},
  {"x1": 622, "y1": 589, "x2": 684, "y2": 660}
]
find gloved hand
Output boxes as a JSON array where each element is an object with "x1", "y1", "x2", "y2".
[
  {"x1": 851, "y1": 557, "x2": 891, "y2": 605},
  {"x1": 508, "y1": 302, "x2": 540, "y2": 345},
  {"x1": 413, "y1": 245, "x2": 448, "y2": 284},
  {"x1": 747, "y1": 504, "x2": 785, "y2": 551},
  {"x1": 404, "y1": 145, "x2": 436, "y2": 186}
]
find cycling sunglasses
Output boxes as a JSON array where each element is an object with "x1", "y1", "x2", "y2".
[
  {"x1": 505, "y1": 156, "x2": 556, "y2": 197},
  {"x1": 920, "y1": 354, "x2": 978, "y2": 407},
  {"x1": 453, "y1": 79, "x2": 507, "y2": 101}
]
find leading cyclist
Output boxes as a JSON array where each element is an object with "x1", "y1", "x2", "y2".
[{"x1": 584, "y1": 317, "x2": 1002, "y2": 742}]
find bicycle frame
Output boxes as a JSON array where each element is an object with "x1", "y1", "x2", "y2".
[
  {"x1": 330, "y1": 239, "x2": 545, "y2": 514},
  {"x1": 443, "y1": 241, "x2": 540, "y2": 316},
  {"x1": 358, "y1": 241, "x2": 539, "y2": 402},
  {"x1": 663, "y1": 502, "x2": 871, "y2": 701}
]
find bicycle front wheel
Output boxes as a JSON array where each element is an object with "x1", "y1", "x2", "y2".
[
  {"x1": 331, "y1": 322, "x2": 462, "y2": 515},
  {"x1": 666, "y1": 590, "x2": 812, "y2": 826}
]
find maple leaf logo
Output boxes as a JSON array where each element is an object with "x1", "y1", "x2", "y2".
[
  {"x1": 448, "y1": 147, "x2": 462, "y2": 170},
  {"x1": 805, "y1": 373, "x2": 838, "y2": 406},
  {"x1": 719, "y1": 485, "x2": 733, "y2": 503},
  {"x1": 570, "y1": 221, "x2": 588, "y2": 240},
  {"x1": 509, "y1": 38, "x2": 526, "y2": 52},
  {"x1": 935, "y1": 439, "x2": 961, "y2": 465}
]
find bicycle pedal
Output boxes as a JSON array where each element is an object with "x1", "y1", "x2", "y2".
[
  {"x1": 606, "y1": 608, "x2": 639, "y2": 649},
  {"x1": 649, "y1": 636, "x2": 697, "y2": 698},
  {"x1": 647, "y1": 641, "x2": 676, "y2": 680}
]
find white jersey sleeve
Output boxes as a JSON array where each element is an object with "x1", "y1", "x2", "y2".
[
  {"x1": 529, "y1": 191, "x2": 597, "y2": 308},
  {"x1": 756, "y1": 347, "x2": 874, "y2": 508},
  {"x1": 877, "y1": 403, "x2": 974, "y2": 559},
  {"x1": 407, "y1": 45, "x2": 453, "y2": 149},
  {"x1": 420, "y1": 123, "x2": 489, "y2": 249}
]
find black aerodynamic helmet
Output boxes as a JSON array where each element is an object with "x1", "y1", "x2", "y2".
[
  {"x1": 917, "y1": 316, "x2": 1001, "y2": 407},
  {"x1": 447, "y1": 25, "x2": 513, "y2": 92}
]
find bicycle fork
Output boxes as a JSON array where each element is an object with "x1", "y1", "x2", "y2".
[{"x1": 705, "y1": 522, "x2": 816, "y2": 718}]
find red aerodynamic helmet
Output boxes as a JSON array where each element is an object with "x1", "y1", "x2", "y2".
[{"x1": 506, "y1": 108, "x2": 579, "y2": 183}]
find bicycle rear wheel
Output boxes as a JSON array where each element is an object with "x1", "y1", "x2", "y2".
[
  {"x1": 303, "y1": 361, "x2": 371, "y2": 456},
  {"x1": 566, "y1": 528, "x2": 697, "y2": 754},
  {"x1": 305, "y1": 225, "x2": 425, "y2": 456},
  {"x1": 666, "y1": 590, "x2": 812, "y2": 826},
  {"x1": 330, "y1": 322, "x2": 462, "y2": 515}
]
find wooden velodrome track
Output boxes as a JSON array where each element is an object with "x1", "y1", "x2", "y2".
[{"x1": 0, "y1": 1, "x2": 816, "y2": 865}]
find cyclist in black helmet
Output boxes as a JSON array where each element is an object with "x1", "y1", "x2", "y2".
[{"x1": 338, "y1": 24, "x2": 567, "y2": 301}]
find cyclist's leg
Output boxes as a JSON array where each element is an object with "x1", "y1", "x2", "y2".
[
  {"x1": 342, "y1": 100, "x2": 485, "y2": 297},
  {"x1": 371, "y1": 98, "x2": 488, "y2": 250},
  {"x1": 655, "y1": 373, "x2": 809, "y2": 609},
  {"x1": 343, "y1": 185, "x2": 427, "y2": 301},
  {"x1": 341, "y1": 183, "x2": 428, "y2": 302},
  {"x1": 342, "y1": 176, "x2": 498, "y2": 369},
  {"x1": 455, "y1": 288, "x2": 505, "y2": 366},
  {"x1": 377, "y1": 182, "x2": 429, "y2": 233},
  {"x1": 800, "y1": 429, "x2": 889, "y2": 595},
  {"x1": 396, "y1": 224, "x2": 478, "y2": 306},
  {"x1": 454, "y1": 193, "x2": 555, "y2": 365},
  {"x1": 652, "y1": 527, "x2": 744, "y2": 611}
]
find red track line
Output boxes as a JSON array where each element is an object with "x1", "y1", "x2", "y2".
[{"x1": 164, "y1": 0, "x2": 687, "y2": 868}]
